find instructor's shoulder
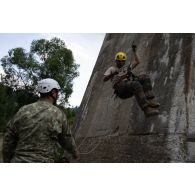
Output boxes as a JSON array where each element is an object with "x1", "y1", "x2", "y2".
[{"x1": 50, "y1": 104, "x2": 66, "y2": 121}]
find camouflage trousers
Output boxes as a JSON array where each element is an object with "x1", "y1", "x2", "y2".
[{"x1": 114, "y1": 74, "x2": 155, "y2": 110}]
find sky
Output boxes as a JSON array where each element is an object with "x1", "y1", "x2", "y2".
[{"x1": 0, "y1": 33, "x2": 105, "y2": 107}]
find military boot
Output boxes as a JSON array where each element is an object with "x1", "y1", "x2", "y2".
[
  {"x1": 143, "y1": 106, "x2": 159, "y2": 117},
  {"x1": 148, "y1": 98, "x2": 160, "y2": 108}
]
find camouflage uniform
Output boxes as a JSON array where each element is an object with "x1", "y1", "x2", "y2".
[
  {"x1": 104, "y1": 65, "x2": 156, "y2": 110},
  {"x1": 2, "y1": 100, "x2": 77, "y2": 163},
  {"x1": 114, "y1": 75, "x2": 151, "y2": 110},
  {"x1": 116, "y1": 74, "x2": 156, "y2": 110}
]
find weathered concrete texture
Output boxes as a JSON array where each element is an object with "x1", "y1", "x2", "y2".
[
  {"x1": 73, "y1": 33, "x2": 195, "y2": 163},
  {"x1": 0, "y1": 135, "x2": 3, "y2": 162},
  {"x1": 76, "y1": 134, "x2": 186, "y2": 163},
  {"x1": 187, "y1": 142, "x2": 195, "y2": 162}
]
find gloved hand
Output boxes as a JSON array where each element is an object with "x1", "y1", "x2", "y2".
[{"x1": 132, "y1": 43, "x2": 137, "y2": 52}]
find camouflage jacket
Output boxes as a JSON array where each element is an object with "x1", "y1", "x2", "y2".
[{"x1": 2, "y1": 99, "x2": 77, "y2": 163}]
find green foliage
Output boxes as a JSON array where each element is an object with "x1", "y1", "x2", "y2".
[
  {"x1": 0, "y1": 82, "x2": 78, "y2": 132},
  {"x1": 64, "y1": 106, "x2": 79, "y2": 126},
  {"x1": 0, "y1": 37, "x2": 80, "y2": 132},
  {"x1": 1, "y1": 37, "x2": 79, "y2": 104},
  {"x1": 0, "y1": 84, "x2": 14, "y2": 132},
  {"x1": 58, "y1": 105, "x2": 79, "y2": 127},
  {"x1": 0, "y1": 83, "x2": 39, "y2": 132}
]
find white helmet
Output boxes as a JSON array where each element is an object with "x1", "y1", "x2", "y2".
[{"x1": 37, "y1": 78, "x2": 60, "y2": 93}]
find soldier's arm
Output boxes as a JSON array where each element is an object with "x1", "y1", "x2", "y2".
[
  {"x1": 103, "y1": 67, "x2": 118, "y2": 82},
  {"x1": 103, "y1": 74, "x2": 113, "y2": 82},
  {"x1": 58, "y1": 130, "x2": 78, "y2": 158},
  {"x1": 58, "y1": 115, "x2": 78, "y2": 159},
  {"x1": 2, "y1": 120, "x2": 18, "y2": 163},
  {"x1": 131, "y1": 52, "x2": 140, "y2": 70},
  {"x1": 131, "y1": 44, "x2": 140, "y2": 70}
]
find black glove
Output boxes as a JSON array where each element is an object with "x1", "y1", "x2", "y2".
[{"x1": 132, "y1": 44, "x2": 136, "y2": 52}]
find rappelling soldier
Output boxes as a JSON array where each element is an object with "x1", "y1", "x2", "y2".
[{"x1": 103, "y1": 44, "x2": 160, "y2": 117}]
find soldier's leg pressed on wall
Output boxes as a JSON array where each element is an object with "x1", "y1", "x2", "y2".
[
  {"x1": 138, "y1": 74, "x2": 160, "y2": 108},
  {"x1": 114, "y1": 80, "x2": 159, "y2": 116},
  {"x1": 137, "y1": 74, "x2": 154, "y2": 98},
  {"x1": 128, "y1": 80, "x2": 159, "y2": 117},
  {"x1": 127, "y1": 81, "x2": 149, "y2": 110}
]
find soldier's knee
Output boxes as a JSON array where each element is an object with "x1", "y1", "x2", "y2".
[
  {"x1": 139, "y1": 74, "x2": 150, "y2": 80},
  {"x1": 139, "y1": 74, "x2": 152, "y2": 90}
]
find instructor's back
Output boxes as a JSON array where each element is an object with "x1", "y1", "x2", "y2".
[{"x1": 3, "y1": 78, "x2": 78, "y2": 163}]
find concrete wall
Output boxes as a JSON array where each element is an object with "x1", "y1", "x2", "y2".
[
  {"x1": 73, "y1": 33, "x2": 195, "y2": 162},
  {"x1": 0, "y1": 135, "x2": 3, "y2": 162}
]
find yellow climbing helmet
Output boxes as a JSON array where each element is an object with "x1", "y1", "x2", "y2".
[{"x1": 115, "y1": 52, "x2": 127, "y2": 61}]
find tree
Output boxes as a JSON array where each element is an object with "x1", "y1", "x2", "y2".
[
  {"x1": 0, "y1": 84, "x2": 15, "y2": 132},
  {"x1": 0, "y1": 83, "x2": 39, "y2": 132},
  {"x1": 61, "y1": 106, "x2": 79, "y2": 127},
  {"x1": 1, "y1": 37, "x2": 79, "y2": 105}
]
